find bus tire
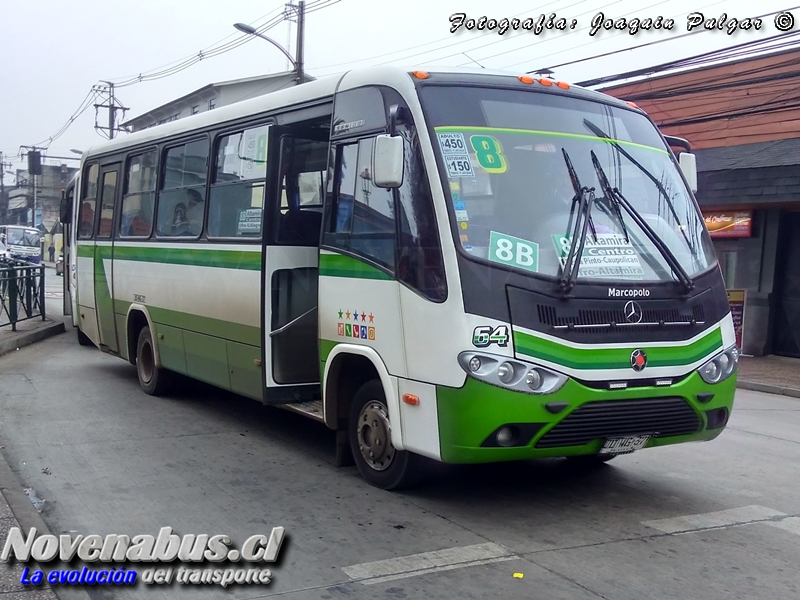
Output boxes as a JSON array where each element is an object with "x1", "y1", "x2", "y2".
[
  {"x1": 136, "y1": 326, "x2": 173, "y2": 396},
  {"x1": 77, "y1": 328, "x2": 93, "y2": 347},
  {"x1": 348, "y1": 379, "x2": 426, "y2": 490}
]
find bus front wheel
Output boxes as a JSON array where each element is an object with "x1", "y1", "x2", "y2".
[
  {"x1": 136, "y1": 326, "x2": 173, "y2": 396},
  {"x1": 349, "y1": 380, "x2": 426, "y2": 490}
]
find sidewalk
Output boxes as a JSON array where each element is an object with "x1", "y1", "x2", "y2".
[
  {"x1": 1, "y1": 455, "x2": 90, "y2": 599},
  {"x1": 0, "y1": 260, "x2": 65, "y2": 357},
  {"x1": 0, "y1": 319, "x2": 65, "y2": 358},
  {"x1": 737, "y1": 354, "x2": 800, "y2": 398}
]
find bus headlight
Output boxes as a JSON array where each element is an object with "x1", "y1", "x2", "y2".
[
  {"x1": 457, "y1": 351, "x2": 568, "y2": 395},
  {"x1": 697, "y1": 345, "x2": 739, "y2": 384}
]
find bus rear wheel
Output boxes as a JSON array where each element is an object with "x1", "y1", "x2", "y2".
[
  {"x1": 349, "y1": 380, "x2": 426, "y2": 490},
  {"x1": 136, "y1": 326, "x2": 173, "y2": 396}
]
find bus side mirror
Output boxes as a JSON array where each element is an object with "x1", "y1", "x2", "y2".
[
  {"x1": 679, "y1": 152, "x2": 698, "y2": 193},
  {"x1": 372, "y1": 134, "x2": 404, "y2": 188},
  {"x1": 60, "y1": 191, "x2": 72, "y2": 224}
]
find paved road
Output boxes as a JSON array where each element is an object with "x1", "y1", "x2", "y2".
[{"x1": 0, "y1": 328, "x2": 798, "y2": 600}]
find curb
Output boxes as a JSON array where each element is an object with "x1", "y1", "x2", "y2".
[
  {"x1": 0, "y1": 321, "x2": 65, "y2": 358},
  {"x1": 0, "y1": 452, "x2": 93, "y2": 600},
  {"x1": 737, "y1": 380, "x2": 800, "y2": 399}
]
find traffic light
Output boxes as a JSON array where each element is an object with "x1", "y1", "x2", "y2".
[{"x1": 28, "y1": 150, "x2": 42, "y2": 175}]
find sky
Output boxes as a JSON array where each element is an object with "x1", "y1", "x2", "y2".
[{"x1": 1, "y1": 0, "x2": 797, "y2": 178}]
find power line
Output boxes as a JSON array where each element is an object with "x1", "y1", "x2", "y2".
[
  {"x1": 571, "y1": 6, "x2": 800, "y2": 87},
  {"x1": 311, "y1": 0, "x2": 579, "y2": 74},
  {"x1": 385, "y1": 0, "x2": 632, "y2": 69},
  {"x1": 31, "y1": 90, "x2": 100, "y2": 149},
  {"x1": 106, "y1": 3, "x2": 287, "y2": 84}
]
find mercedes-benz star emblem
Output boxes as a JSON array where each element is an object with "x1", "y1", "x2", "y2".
[
  {"x1": 631, "y1": 349, "x2": 647, "y2": 372},
  {"x1": 623, "y1": 300, "x2": 643, "y2": 324}
]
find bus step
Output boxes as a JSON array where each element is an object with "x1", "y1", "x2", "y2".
[{"x1": 284, "y1": 399, "x2": 324, "y2": 422}]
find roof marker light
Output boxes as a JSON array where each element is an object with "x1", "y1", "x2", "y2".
[
  {"x1": 518, "y1": 75, "x2": 535, "y2": 84},
  {"x1": 537, "y1": 78, "x2": 553, "y2": 87},
  {"x1": 626, "y1": 101, "x2": 640, "y2": 109},
  {"x1": 411, "y1": 71, "x2": 429, "y2": 79},
  {"x1": 555, "y1": 81, "x2": 570, "y2": 89}
]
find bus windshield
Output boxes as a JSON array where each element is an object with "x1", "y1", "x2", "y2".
[
  {"x1": 6, "y1": 227, "x2": 40, "y2": 247},
  {"x1": 419, "y1": 85, "x2": 717, "y2": 284}
]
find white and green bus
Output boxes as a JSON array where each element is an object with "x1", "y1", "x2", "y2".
[
  {"x1": 62, "y1": 66, "x2": 738, "y2": 489},
  {"x1": 0, "y1": 224, "x2": 42, "y2": 264}
]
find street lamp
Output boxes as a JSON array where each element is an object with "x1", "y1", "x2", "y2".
[{"x1": 233, "y1": 22, "x2": 304, "y2": 84}]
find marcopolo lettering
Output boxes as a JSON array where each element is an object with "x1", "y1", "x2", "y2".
[{"x1": 608, "y1": 287, "x2": 650, "y2": 298}]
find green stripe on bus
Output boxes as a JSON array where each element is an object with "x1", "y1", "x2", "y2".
[
  {"x1": 114, "y1": 245, "x2": 261, "y2": 270},
  {"x1": 434, "y1": 126, "x2": 669, "y2": 155},
  {"x1": 150, "y1": 306, "x2": 260, "y2": 346},
  {"x1": 113, "y1": 300, "x2": 260, "y2": 347},
  {"x1": 513, "y1": 327, "x2": 723, "y2": 370},
  {"x1": 319, "y1": 253, "x2": 392, "y2": 280},
  {"x1": 77, "y1": 243, "x2": 260, "y2": 270}
]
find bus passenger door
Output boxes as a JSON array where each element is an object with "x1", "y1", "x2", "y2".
[
  {"x1": 263, "y1": 128, "x2": 329, "y2": 402},
  {"x1": 93, "y1": 164, "x2": 120, "y2": 353}
]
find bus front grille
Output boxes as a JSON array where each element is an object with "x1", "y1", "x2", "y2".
[{"x1": 535, "y1": 397, "x2": 701, "y2": 448}]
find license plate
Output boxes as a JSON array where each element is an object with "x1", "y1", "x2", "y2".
[{"x1": 599, "y1": 434, "x2": 652, "y2": 455}]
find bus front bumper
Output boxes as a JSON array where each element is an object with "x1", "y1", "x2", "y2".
[{"x1": 435, "y1": 371, "x2": 737, "y2": 464}]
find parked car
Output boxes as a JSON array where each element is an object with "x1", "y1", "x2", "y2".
[
  {"x1": 56, "y1": 251, "x2": 64, "y2": 276},
  {"x1": 0, "y1": 240, "x2": 9, "y2": 260}
]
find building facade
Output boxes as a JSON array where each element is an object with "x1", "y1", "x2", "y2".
[
  {"x1": 121, "y1": 72, "x2": 306, "y2": 132},
  {"x1": 600, "y1": 47, "x2": 800, "y2": 357},
  {"x1": 8, "y1": 162, "x2": 78, "y2": 230}
]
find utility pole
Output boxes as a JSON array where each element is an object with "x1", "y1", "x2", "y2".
[
  {"x1": 93, "y1": 81, "x2": 129, "y2": 139},
  {"x1": 284, "y1": 1, "x2": 305, "y2": 84},
  {"x1": 296, "y1": 0, "x2": 305, "y2": 84},
  {"x1": 20, "y1": 146, "x2": 44, "y2": 229},
  {"x1": 0, "y1": 152, "x2": 7, "y2": 224}
]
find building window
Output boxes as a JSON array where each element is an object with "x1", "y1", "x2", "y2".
[
  {"x1": 191, "y1": 105, "x2": 199, "y2": 115},
  {"x1": 208, "y1": 98, "x2": 216, "y2": 110}
]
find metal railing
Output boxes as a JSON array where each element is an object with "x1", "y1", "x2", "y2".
[{"x1": 0, "y1": 258, "x2": 46, "y2": 330}]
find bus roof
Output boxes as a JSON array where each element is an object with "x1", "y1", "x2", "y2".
[{"x1": 79, "y1": 65, "x2": 633, "y2": 160}]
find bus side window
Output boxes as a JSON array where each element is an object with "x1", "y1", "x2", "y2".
[
  {"x1": 78, "y1": 164, "x2": 99, "y2": 239},
  {"x1": 120, "y1": 150, "x2": 157, "y2": 238},
  {"x1": 155, "y1": 139, "x2": 209, "y2": 238},
  {"x1": 275, "y1": 136, "x2": 327, "y2": 245},
  {"x1": 208, "y1": 125, "x2": 269, "y2": 239},
  {"x1": 325, "y1": 139, "x2": 396, "y2": 271},
  {"x1": 395, "y1": 126, "x2": 447, "y2": 301}
]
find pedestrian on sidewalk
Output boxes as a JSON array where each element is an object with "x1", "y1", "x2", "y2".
[{"x1": 48, "y1": 242, "x2": 55, "y2": 262}]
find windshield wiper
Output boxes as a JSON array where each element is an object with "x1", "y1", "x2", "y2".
[
  {"x1": 582, "y1": 118, "x2": 702, "y2": 270},
  {"x1": 559, "y1": 148, "x2": 597, "y2": 295},
  {"x1": 591, "y1": 150, "x2": 695, "y2": 293}
]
